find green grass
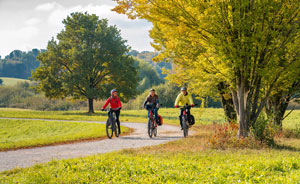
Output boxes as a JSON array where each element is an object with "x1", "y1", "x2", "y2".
[
  {"x1": 1, "y1": 109, "x2": 300, "y2": 183},
  {"x1": 0, "y1": 108, "x2": 225, "y2": 125},
  {"x1": 2, "y1": 148, "x2": 300, "y2": 183},
  {"x1": 282, "y1": 110, "x2": 300, "y2": 129},
  {"x1": 0, "y1": 119, "x2": 128, "y2": 150},
  {"x1": 0, "y1": 77, "x2": 29, "y2": 86},
  {"x1": 0, "y1": 108, "x2": 299, "y2": 128}
]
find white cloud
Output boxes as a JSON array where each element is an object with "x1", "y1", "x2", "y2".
[
  {"x1": 35, "y1": 2, "x2": 61, "y2": 11},
  {"x1": 0, "y1": 1, "x2": 153, "y2": 57},
  {"x1": 46, "y1": 3, "x2": 153, "y2": 51},
  {"x1": 24, "y1": 18, "x2": 41, "y2": 26},
  {"x1": 0, "y1": 26, "x2": 40, "y2": 56}
]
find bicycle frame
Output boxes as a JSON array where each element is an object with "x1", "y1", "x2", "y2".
[
  {"x1": 182, "y1": 106, "x2": 191, "y2": 124},
  {"x1": 104, "y1": 108, "x2": 120, "y2": 139},
  {"x1": 149, "y1": 110, "x2": 157, "y2": 128},
  {"x1": 176, "y1": 104, "x2": 197, "y2": 137},
  {"x1": 146, "y1": 105, "x2": 158, "y2": 138}
]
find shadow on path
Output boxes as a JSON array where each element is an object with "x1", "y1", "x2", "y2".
[{"x1": 120, "y1": 136, "x2": 182, "y2": 141}]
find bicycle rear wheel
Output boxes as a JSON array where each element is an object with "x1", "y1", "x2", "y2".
[
  {"x1": 154, "y1": 127, "x2": 157, "y2": 137},
  {"x1": 148, "y1": 118, "x2": 153, "y2": 138},
  {"x1": 106, "y1": 119, "x2": 113, "y2": 139}
]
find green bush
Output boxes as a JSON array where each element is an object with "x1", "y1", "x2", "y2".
[
  {"x1": 251, "y1": 114, "x2": 277, "y2": 146},
  {"x1": 0, "y1": 82, "x2": 87, "y2": 110}
]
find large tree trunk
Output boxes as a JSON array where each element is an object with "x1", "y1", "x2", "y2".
[
  {"x1": 232, "y1": 81, "x2": 250, "y2": 138},
  {"x1": 217, "y1": 82, "x2": 237, "y2": 122},
  {"x1": 88, "y1": 98, "x2": 94, "y2": 113},
  {"x1": 267, "y1": 95, "x2": 290, "y2": 128}
]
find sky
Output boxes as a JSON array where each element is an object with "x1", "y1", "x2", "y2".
[{"x1": 0, "y1": 0, "x2": 153, "y2": 58}]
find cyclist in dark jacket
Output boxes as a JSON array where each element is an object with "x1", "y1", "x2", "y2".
[{"x1": 143, "y1": 89, "x2": 160, "y2": 123}]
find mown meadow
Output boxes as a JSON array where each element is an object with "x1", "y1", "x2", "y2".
[
  {"x1": 0, "y1": 107, "x2": 298, "y2": 128},
  {"x1": 1, "y1": 108, "x2": 300, "y2": 183},
  {"x1": 0, "y1": 118, "x2": 129, "y2": 151}
]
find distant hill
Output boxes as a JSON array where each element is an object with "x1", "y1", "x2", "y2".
[
  {"x1": 0, "y1": 49, "x2": 44, "y2": 79},
  {"x1": 128, "y1": 50, "x2": 172, "y2": 79},
  {"x1": 0, "y1": 77, "x2": 30, "y2": 86}
]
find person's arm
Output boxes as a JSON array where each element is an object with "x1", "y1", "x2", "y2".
[
  {"x1": 118, "y1": 98, "x2": 122, "y2": 109},
  {"x1": 143, "y1": 97, "x2": 148, "y2": 108},
  {"x1": 174, "y1": 94, "x2": 181, "y2": 106},
  {"x1": 189, "y1": 94, "x2": 194, "y2": 105},
  {"x1": 156, "y1": 97, "x2": 160, "y2": 108},
  {"x1": 102, "y1": 98, "x2": 110, "y2": 110}
]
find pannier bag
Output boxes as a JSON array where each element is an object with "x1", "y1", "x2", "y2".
[
  {"x1": 158, "y1": 115, "x2": 163, "y2": 126},
  {"x1": 188, "y1": 115, "x2": 195, "y2": 125}
]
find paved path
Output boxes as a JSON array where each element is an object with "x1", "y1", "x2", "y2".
[{"x1": 0, "y1": 118, "x2": 183, "y2": 172}]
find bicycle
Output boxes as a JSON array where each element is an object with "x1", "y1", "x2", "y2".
[
  {"x1": 145, "y1": 104, "x2": 161, "y2": 138},
  {"x1": 103, "y1": 108, "x2": 120, "y2": 139},
  {"x1": 176, "y1": 104, "x2": 197, "y2": 137}
]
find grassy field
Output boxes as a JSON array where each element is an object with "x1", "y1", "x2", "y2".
[
  {"x1": 1, "y1": 109, "x2": 300, "y2": 183},
  {"x1": 2, "y1": 124, "x2": 300, "y2": 183},
  {"x1": 0, "y1": 108, "x2": 299, "y2": 128},
  {"x1": 0, "y1": 119, "x2": 128, "y2": 151},
  {"x1": 0, "y1": 77, "x2": 29, "y2": 86},
  {"x1": 0, "y1": 108, "x2": 225, "y2": 125}
]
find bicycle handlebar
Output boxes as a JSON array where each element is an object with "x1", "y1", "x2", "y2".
[
  {"x1": 102, "y1": 108, "x2": 121, "y2": 112},
  {"x1": 175, "y1": 104, "x2": 198, "y2": 108}
]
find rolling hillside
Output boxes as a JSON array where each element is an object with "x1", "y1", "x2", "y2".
[{"x1": 0, "y1": 77, "x2": 29, "y2": 86}]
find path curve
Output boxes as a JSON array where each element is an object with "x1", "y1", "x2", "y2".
[{"x1": 0, "y1": 118, "x2": 184, "y2": 172}]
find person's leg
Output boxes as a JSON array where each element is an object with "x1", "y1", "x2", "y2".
[
  {"x1": 108, "y1": 111, "x2": 112, "y2": 120},
  {"x1": 115, "y1": 110, "x2": 121, "y2": 134},
  {"x1": 179, "y1": 109, "x2": 183, "y2": 129},
  {"x1": 154, "y1": 107, "x2": 159, "y2": 123}
]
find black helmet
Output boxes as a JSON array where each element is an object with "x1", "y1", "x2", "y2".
[
  {"x1": 150, "y1": 88, "x2": 155, "y2": 92},
  {"x1": 181, "y1": 87, "x2": 187, "y2": 91},
  {"x1": 111, "y1": 89, "x2": 117, "y2": 94}
]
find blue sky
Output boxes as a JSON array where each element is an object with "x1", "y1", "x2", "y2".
[{"x1": 0, "y1": 0, "x2": 153, "y2": 57}]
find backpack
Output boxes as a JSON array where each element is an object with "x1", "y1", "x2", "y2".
[
  {"x1": 109, "y1": 96, "x2": 119, "y2": 106},
  {"x1": 188, "y1": 114, "x2": 195, "y2": 125}
]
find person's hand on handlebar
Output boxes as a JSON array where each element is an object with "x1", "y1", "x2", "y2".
[
  {"x1": 101, "y1": 108, "x2": 105, "y2": 111},
  {"x1": 191, "y1": 104, "x2": 194, "y2": 107}
]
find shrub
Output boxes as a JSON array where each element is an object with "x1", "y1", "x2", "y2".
[
  {"x1": 251, "y1": 114, "x2": 279, "y2": 146},
  {"x1": 208, "y1": 121, "x2": 272, "y2": 149}
]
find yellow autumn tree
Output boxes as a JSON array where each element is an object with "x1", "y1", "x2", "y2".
[{"x1": 113, "y1": 0, "x2": 300, "y2": 137}]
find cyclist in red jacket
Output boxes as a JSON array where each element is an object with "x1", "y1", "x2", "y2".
[{"x1": 102, "y1": 89, "x2": 122, "y2": 134}]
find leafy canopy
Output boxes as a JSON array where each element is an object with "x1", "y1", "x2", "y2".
[{"x1": 33, "y1": 12, "x2": 138, "y2": 103}]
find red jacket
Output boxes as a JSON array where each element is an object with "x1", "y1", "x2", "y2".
[{"x1": 102, "y1": 96, "x2": 122, "y2": 109}]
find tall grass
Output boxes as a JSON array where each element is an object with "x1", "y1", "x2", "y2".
[{"x1": 0, "y1": 119, "x2": 129, "y2": 150}]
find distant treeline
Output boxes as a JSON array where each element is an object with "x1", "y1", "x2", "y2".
[
  {"x1": 129, "y1": 50, "x2": 172, "y2": 79},
  {"x1": 0, "y1": 49, "x2": 43, "y2": 79},
  {"x1": 0, "y1": 49, "x2": 170, "y2": 94}
]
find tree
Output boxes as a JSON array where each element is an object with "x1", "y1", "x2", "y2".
[
  {"x1": 33, "y1": 12, "x2": 138, "y2": 113},
  {"x1": 134, "y1": 58, "x2": 164, "y2": 93},
  {"x1": 114, "y1": 0, "x2": 300, "y2": 137},
  {"x1": 0, "y1": 78, "x2": 3, "y2": 85},
  {"x1": 0, "y1": 49, "x2": 41, "y2": 79}
]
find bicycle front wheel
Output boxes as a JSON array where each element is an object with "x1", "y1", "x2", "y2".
[
  {"x1": 148, "y1": 119, "x2": 153, "y2": 138},
  {"x1": 182, "y1": 117, "x2": 188, "y2": 137},
  {"x1": 114, "y1": 122, "x2": 119, "y2": 137},
  {"x1": 106, "y1": 119, "x2": 113, "y2": 139}
]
